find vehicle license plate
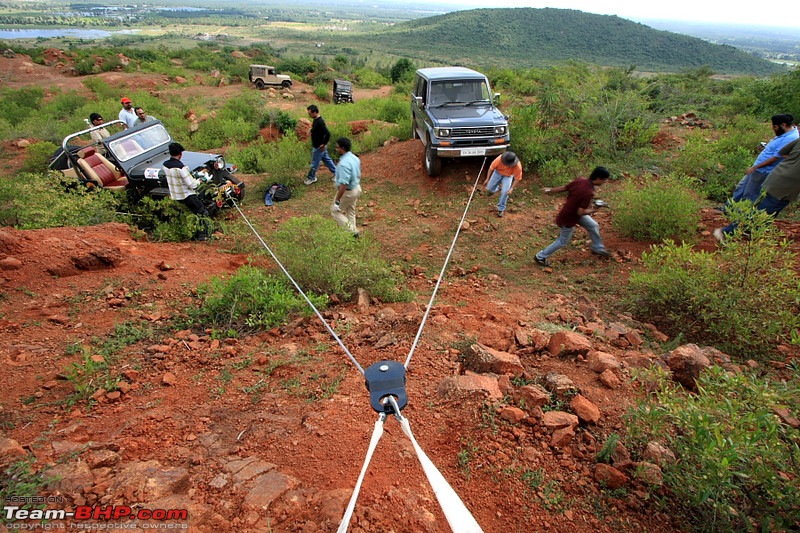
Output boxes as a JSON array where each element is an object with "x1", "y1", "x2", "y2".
[{"x1": 461, "y1": 148, "x2": 485, "y2": 156}]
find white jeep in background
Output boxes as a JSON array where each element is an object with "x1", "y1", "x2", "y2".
[{"x1": 249, "y1": 64, "x2": 292, "y2": 89}]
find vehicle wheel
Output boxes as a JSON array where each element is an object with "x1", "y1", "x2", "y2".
[
  {"x1": 255, "y1": 80, "x2": 265, "y2": 90},
  {"x1": 424, "y1": 142, "x2": 442, "y2": 177},
  {"x1": 282, "y1": 81, "x2": 292, "y2": 89}
]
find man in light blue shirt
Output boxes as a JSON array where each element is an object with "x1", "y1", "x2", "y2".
[
  {"x1": 331, "y1": 137, "x2": 362, "y2": 236},
  {"x1": 729, "y1": 114, "x2": 798, "y2": 204}
]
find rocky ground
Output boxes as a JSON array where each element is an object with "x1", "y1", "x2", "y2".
[{"x1": 0, "y1": 51, "x2": 798, "y2": 533}]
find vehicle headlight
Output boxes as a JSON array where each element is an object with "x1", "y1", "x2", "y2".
[
  {"x1": 435, "y1": 128, "x2": 451, "y2": 138},
  {"x1": 494, "y1": 125, "x2": 507, "y2": 135},
  {"x1": 214, "y1": 156, "x2": 225, "y2": 170}
]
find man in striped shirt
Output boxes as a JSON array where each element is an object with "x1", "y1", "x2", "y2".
[{"x1": 163, "y1": 142, "x2": 211, "y2": 241}]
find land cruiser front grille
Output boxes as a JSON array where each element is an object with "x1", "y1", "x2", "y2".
[{"x1": 451, "y1": 126, "x2": 496, "y2": 137}]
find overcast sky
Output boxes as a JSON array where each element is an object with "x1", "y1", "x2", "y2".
[{"x1": 433, "y1": 0, "x2": 800, "y2": 29}]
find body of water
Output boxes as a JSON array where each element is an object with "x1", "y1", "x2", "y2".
[{"x1": 0, "y1": 28, "x2": 138, "y2": 40}]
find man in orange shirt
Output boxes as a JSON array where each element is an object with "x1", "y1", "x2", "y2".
[{"x1": 483, "y1": 150, "x2": 522, "y2": 217}]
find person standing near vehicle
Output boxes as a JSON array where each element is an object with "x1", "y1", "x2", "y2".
[
  {"x1": 331, "y1": 137, "x2": 361, "y2": 236},
  {"x1": 304, "y1": 104, "x2": 337, "y2": 185},
  {"x1": 714, "y1": 137, "x2": 800, "y2": 242},
  {"x1": 483, "y1": 150, "x2": 523, "y2": 218},
  {"x1": 133, "y1": 106, "x2": 156, "y2": 126},
  {"x1": 724, "y1": 114, "x2": 797, "y2": 205},
  {"x1": 534, "y1": 166, "x2": 612, "y2": 267},
  {"x1": 118, "y1": 97, "x2": 137, "y2": 129},
  {"x1": 88, "y1": 113, "x2": 110, "y2": 154},
  {"x1": 163, "y1": 142, "x2": 211, "y2": 241}
]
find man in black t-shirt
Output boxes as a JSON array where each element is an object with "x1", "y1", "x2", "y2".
[{"x1": 304, "y1": 105, "x2": 337, "y2": 185}]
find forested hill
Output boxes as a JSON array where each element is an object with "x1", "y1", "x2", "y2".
[{"x1": 351, "y1": 7, "x2": 782, "y2": 75}]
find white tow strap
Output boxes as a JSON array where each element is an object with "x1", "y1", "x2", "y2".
[
  {"x1": 338, "y1": 398, "x2": 484, "y2": 533},
  {"x1": 396, "y1": 414, "x2": 484, "y2": 533},
  {"x1": 336, "y1": 415, "x2": 386, "y2": 533}
]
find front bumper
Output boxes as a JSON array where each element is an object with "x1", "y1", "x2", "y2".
[{"x1": 434, "y1": 144, "x2": 509, "y2": 158}]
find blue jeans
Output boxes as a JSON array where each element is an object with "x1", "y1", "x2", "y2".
[
  {"x1": 722, "y1": 193, "x2": 789, "y2": 235},
  {"x1": 308, "y1": 146, "x2": 336, "y2": 180},
  {"x1": 486, "y1": 170, "x2": 514, "y2": 212},
  {"x1": 731, "y1": 170, "x2": 767, "y2": 203},
  {"x1": 536, "y1": 216, "x2": 606, "y2": 260}
]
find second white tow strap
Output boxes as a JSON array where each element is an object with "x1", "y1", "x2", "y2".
[{"x1": 397, "y1": 414, "x2": 484, "y2": 533}]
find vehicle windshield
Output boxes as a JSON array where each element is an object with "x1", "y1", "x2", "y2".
[
  {"x1": 429, "y1": 80, "x2": 490, "y2": 106},
  {"x1": 108, "y1": 124, "x2": 171, "y2": 162}
]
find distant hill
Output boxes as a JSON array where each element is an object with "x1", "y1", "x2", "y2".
[{"x1": 347, "y1": 7, "x2": 783, "y2": 75}]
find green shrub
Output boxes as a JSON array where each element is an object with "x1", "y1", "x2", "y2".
[
  {"x1": 354, "y1": 68, "x2": 389, "y2": 88},
  {"x1": 628, "y1": 209, "x2": 800, "y2": 359},
  {"x1": 0, "y1": 87, "x2": 44, "y2": 125},
  {"x1": 0, "y1": 171, "x2": 121, "y2": 229},
  {"x1": 120, "y1": 195, "x2": 209, "y2": 242},
  {"x1": 192, "y1": 118, "x2": 258, "y2": 149},
  {"x1": 21, "y1": 141, "x2": 59, "y2": 173},
  {"x1": 375, "y1": 97, "x2": 408, "y2": 125},
  {"x1": 313, "y1": 83, "x2": 330, "y2": 102},
  {"x1": 192, "y1": 265, "x2": 327, "y2": 333},
  {"x1": 270, "y1": 215, "x2": 412, "y2": 302},
  {"x1": 610, "y1": 174, "x2": 702, "y2": 242},
  {"x1": 668, "y1": 116, "x2": 763, "y2": 202},
  {"x1": 265, "y1": 109, "x2": 298, "y2": 134},
  {"x1": 625, "y1": 365, "x2": 800, "y2": 531},
  {"x1": 227, "y1": 135, "x2": 307, "y2": 177}
]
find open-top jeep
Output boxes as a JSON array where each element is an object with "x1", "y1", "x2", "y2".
[
  {"x1": 411, "y1": 67, "x2": 510, "y2": 177},
  {"x1": 50, "y1": 120, "x2": 243, "y2": 211},
  {"x1": 249, "y1": 64, "x2": 292, "y2": 90}
]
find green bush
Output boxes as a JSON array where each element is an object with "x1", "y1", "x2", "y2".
[
  {"x1": 353, "y1": 68, "x2": 389, "y2": 88},
  {"x1": 265, "y1": 109, "x2": 298, "y2": 134},
  {"x1": 192, "y1": 265, "x2": 327, "y2": 333},
  {"x1": 668, "y1": 116, "x2": 763, "y2": 202},
  {"x1": 0, "y1": 171, "x2": 121, "y2": 229},
  {"x1": 21, "y1": 141, "x2": 58, "y2": 173},
  {"x1": 120, "y1": 195, "x2": 210, "y2": 242},
  {"x1": 628, "y1": 208, "x2": 800, "y2": 359},
  {"x1": 610, "y1": 174, "x2": 702, "y2": 242},
  {"x1": 625, "y1": 365, "x2": 800, "y2": 531},
  {"x1": 375, "y1": 97, "x2": 408, "y2": 125},
  {"x1": 227, "y1": 135, "x2": 307, "y2": 178},
  {"x1": 270, "y1": 215, "x2": 412, "y2": 302},
  {"x1": 313, "y1": 83, "x2": 330, "y2": 102}
]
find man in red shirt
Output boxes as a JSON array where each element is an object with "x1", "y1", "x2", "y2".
[
  {"x1": 534, "y1": 166, "x2": 612, "y2": 267},
  {"x1": 483, "y1": 150, "x2": 523, "y2": 218}
]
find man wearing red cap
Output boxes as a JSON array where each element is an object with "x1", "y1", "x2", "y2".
[{"x1": 118, "y1": 97, "x2": 136, "y2": 129}]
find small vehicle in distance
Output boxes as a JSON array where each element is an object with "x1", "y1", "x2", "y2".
[
  {"x1": 249, "y1": 64, "x2": 292, "y2": 90},
  {"x1": 50, "y1": 120, "x2": 243, "y2": 211},
  {"x1": 333, "y1": 79, "x2": 354, "y2": 104}
]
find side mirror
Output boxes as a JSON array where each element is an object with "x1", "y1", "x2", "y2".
[
  {"x1": 413, "y1": 95, "x2": 423, "y2": 106},
  {"x1": 493, "y1": 93, "x2": 501, "y2": 105}
]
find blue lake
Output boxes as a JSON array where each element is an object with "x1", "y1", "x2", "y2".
[{"x1": 0, "y1": 28, "x2": 138, "y2": 39}]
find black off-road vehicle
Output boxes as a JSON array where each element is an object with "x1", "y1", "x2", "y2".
[
  {"x1": 333, "y1": 79, "x2": 354, "y2": 104},
  {"x1": 50, "y1": 120, "x2": 244, "y2": 211}
]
